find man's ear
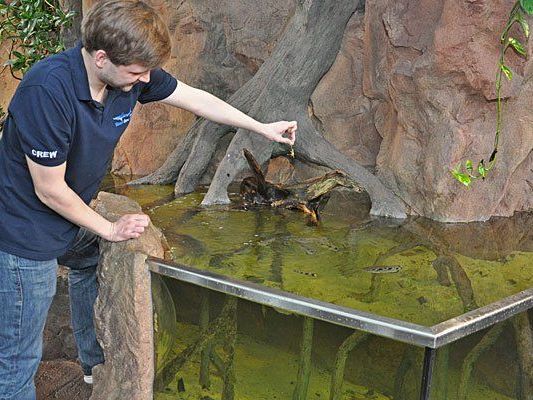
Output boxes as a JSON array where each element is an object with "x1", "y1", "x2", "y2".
[{"x1": 94, "y1": 50, "x2": 109, "y2": 69}]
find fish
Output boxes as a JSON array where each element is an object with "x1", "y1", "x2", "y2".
[
  {"x1": 363, "y1": 265, "x2": 402, "y2": 274},
  {"x1": 293, "y1": 269, "x2": 318, "y2": 277}
]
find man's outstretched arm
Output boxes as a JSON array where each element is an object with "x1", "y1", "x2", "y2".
[{"x1": 159, "y1": 81, "x2": 297, "y2": 144}]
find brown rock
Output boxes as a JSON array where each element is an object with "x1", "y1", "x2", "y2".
[
  {"x1": 89, "y1": 192, "x2": 167, "y2": 400},
  {"x1": 265, "y1": 156, "x2": 295, "y2": 185},
  {"x1": 311, "y1": 11, "x2": 381, "y2": 167},
  {"x1": 112, "y1": 102, "x2": 190, "y2": 176},
  {"x1": 366, "y1": 0, "x2": 532, "y2": 221},
  {"x1": 265, "y1": 156, "x2": 332, "y2": 187},
  {"x1": 103, "y1": 0, "x2": 531, "y2": 221}
]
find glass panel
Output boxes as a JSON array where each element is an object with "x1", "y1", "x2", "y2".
[
  {"x1": 153, "y1": 277, "x2": 531, "y2": 399},
  {"x1": 152, "y1": 276, "x2": 419, "y2": 399},
  {"x1": 430, "y1": 312, "x2": 531, "y2": 399}
]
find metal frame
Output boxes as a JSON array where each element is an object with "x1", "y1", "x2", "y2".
[
  {"x1": 147, "y1": 257, "x2": 533, "y2": 349},
  {"x1": 148, "y1": 257, "x2": 532, "y2": 399}
]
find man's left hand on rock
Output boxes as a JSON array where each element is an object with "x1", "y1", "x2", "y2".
[{"x1": 106, "y1": 214, "x2": 151, "y2": 242}]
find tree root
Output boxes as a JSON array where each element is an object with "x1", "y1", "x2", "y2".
[
  {"x1": 457, "y1": 323, "x2": 505, "y2": 399},
  {"x1": 131, "y1": 0, "x2": 408, "y2": 219},
  {"x1": 329, "y1": 331, "x2": 369, "y2": 400}
]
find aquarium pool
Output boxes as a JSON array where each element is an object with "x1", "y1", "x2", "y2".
[{"x1": 103, "y1": 180, "x2": 532, "y2": 399}]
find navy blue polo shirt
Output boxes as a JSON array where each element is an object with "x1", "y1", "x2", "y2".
[{"x1": 0, "y1": 43, "x2": 177, "y2": 260}]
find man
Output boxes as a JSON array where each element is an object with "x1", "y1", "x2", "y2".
[{"x1": 0, "y1": 0, "x2": 297, "y2": 398}]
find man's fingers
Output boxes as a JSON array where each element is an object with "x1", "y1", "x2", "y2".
[
  {"x1": 131, "y1": 214, "x2": 150, "y2": 224},
  {"x1": 283, "y1": 129, "x2": 295, "y2": 145},
  {"x1": 287, "y1": 130, "x2": 295, "y2": 141},
  {"x1": 287, "y1": 121, "x2": 297, "y2": 133},
  {"x1": 121, "y1": 213, "x2": 150, "y2": 225},
  {"x1": 111, "y1": 214, "x2": 151, "y2": 241},
  {"x1": 279, "y1": 136, "x2": 294, "y2": 146}
]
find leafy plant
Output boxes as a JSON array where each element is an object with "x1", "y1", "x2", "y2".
[
  {"x1": 452, "y1": 0, "x2": 533, "y2": 186},
  {"x1": 0, "y1": 0, "x2": 75, "y2": 79}
]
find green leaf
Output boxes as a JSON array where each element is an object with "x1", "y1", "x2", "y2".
[
  {"x1": 500, "y1": 64, "x2": 513, "y2": 80},
  {"x1": 508, "y1": 37, "x2": 527, "y2": 56},
  {"x1": 451, "y1": 169, "x2": 472, "y2": 187},
  {"x1": 521, "y1": 0, "x2": 533, "y2": 14},
  {"x1": 0, "y1": 0, "x2": 73, "y2": 76},
  {"x1": 465, "y1": 160, "x2": 473, "y2": 174},
  {"x1": 478, "y1": 161, "x2": 487, "y2": 179}
]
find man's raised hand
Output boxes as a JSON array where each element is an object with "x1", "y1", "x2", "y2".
[{"x1": 260, "y1": 121, "x2": 297, "y2": 145}]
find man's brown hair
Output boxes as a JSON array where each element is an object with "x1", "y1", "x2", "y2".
[{"x1": 81, "y1": 0, "x2": 171, "y2": 69}]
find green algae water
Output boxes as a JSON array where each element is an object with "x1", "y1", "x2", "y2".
[{"x1": 104, "y1": 179, "x2": 532, "y2": 399}]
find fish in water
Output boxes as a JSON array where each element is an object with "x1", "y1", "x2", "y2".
[
  {"x1": 363, "y1": 265, "x2": 402, "y2": 274},
  {"x1": 293, "y1": 269, "x2": 318, "y2": 277}
]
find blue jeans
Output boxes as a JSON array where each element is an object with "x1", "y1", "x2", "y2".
[{"x1": 0, "y1": 229, "x2": 104, "y2": 399}]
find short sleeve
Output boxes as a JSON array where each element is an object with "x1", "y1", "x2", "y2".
[
  {"x1": 9, "y1": 85, "x2": 72, "y2": 167},
  {"x1": 138, "y1": 68, "x2": 178, "y2": 104}
]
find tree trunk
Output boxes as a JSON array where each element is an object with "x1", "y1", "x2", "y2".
[{"x1": 131, "y1": 0, "x2": 407, "y2": 218}]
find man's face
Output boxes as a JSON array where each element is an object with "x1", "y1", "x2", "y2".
[{"x1": 98, "y1": 61, "x2": 151, "y2": 92}]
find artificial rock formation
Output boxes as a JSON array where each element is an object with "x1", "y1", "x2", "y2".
[
  {"x1": 132, "y1": 0, "x2": 409, "y2": 219},
  {"x1": 0, "y1": 41, "x2": 21, "y2": 132},
  {"x1": 123, "y1": 0, "x2": 531, "y2": 222},
  {"x1": 89, "y1": 192, "x2": 168, "y2": 400},
  {"x1": 110, "y1": 0, "x2": 294, "y2": 176},
  {"x1": 366, "y1": 0, "x2": 532, "y2": 221},
  {"x1": 111, "y1": 0, "x2": 380, "y2": 177}
]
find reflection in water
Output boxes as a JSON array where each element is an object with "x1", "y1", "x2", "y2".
[
  {"x1": 136, "y1": 186, "x2": 531, "y2": 327},
  {"x1": 102, "y1": 179, "x2": 531, "y2": 399}
]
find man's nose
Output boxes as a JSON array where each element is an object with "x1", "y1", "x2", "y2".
[{"x1": 138, "y1": 71, "x2": 150, "y2": 83}]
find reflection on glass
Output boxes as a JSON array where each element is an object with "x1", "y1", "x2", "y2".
[{"x1": 152, "y1": 279, "x2": 530, "y2": 400}]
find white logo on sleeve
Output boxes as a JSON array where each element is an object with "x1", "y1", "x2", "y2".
[{"x1": 32, "y1": 149, "x2": 58, "y2": 159}]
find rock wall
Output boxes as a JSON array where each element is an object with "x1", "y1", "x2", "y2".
[
  {"x1": 0, "y1": 41, "x2": 20, "y2": 126},
  {"x1": 311, "y1": 10, "x2": 381, "y2": 167},
  {"x1": 110, "y1": 0, "x2": 296, "y2": 176},
  {"x1": 108, "y1": 0, "x2": 531, "y2": 221},
  {"x1": 365, "y1": 0, "x2": 532, "y2": 221}
]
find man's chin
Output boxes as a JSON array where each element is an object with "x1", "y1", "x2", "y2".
[{"x1": 106, "y1": 83, "x2": 134, "y2": 92}]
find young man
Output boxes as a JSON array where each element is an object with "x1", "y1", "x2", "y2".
[{"x1": 0, "y1": 0, "x2": 297, "y2": 398}]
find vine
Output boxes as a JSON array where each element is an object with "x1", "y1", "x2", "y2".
[{"x1": 452, "y1": 0, "x2": 533, "y2": 186}]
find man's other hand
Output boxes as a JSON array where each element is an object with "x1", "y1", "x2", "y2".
[
  {"x1": 261, "y1": 121, "x2": 297, "y2": 145},
  {"x1": 107, "y1": 214, "x2": 150, "y2": 242}
]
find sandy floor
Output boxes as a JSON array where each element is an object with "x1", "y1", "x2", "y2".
[
  {"x1": 36, "y1": 360, "x2": 92, "y2": 400},
  {"x1": 36, "y1": 266, "x2": 92, "y2": 400}
]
